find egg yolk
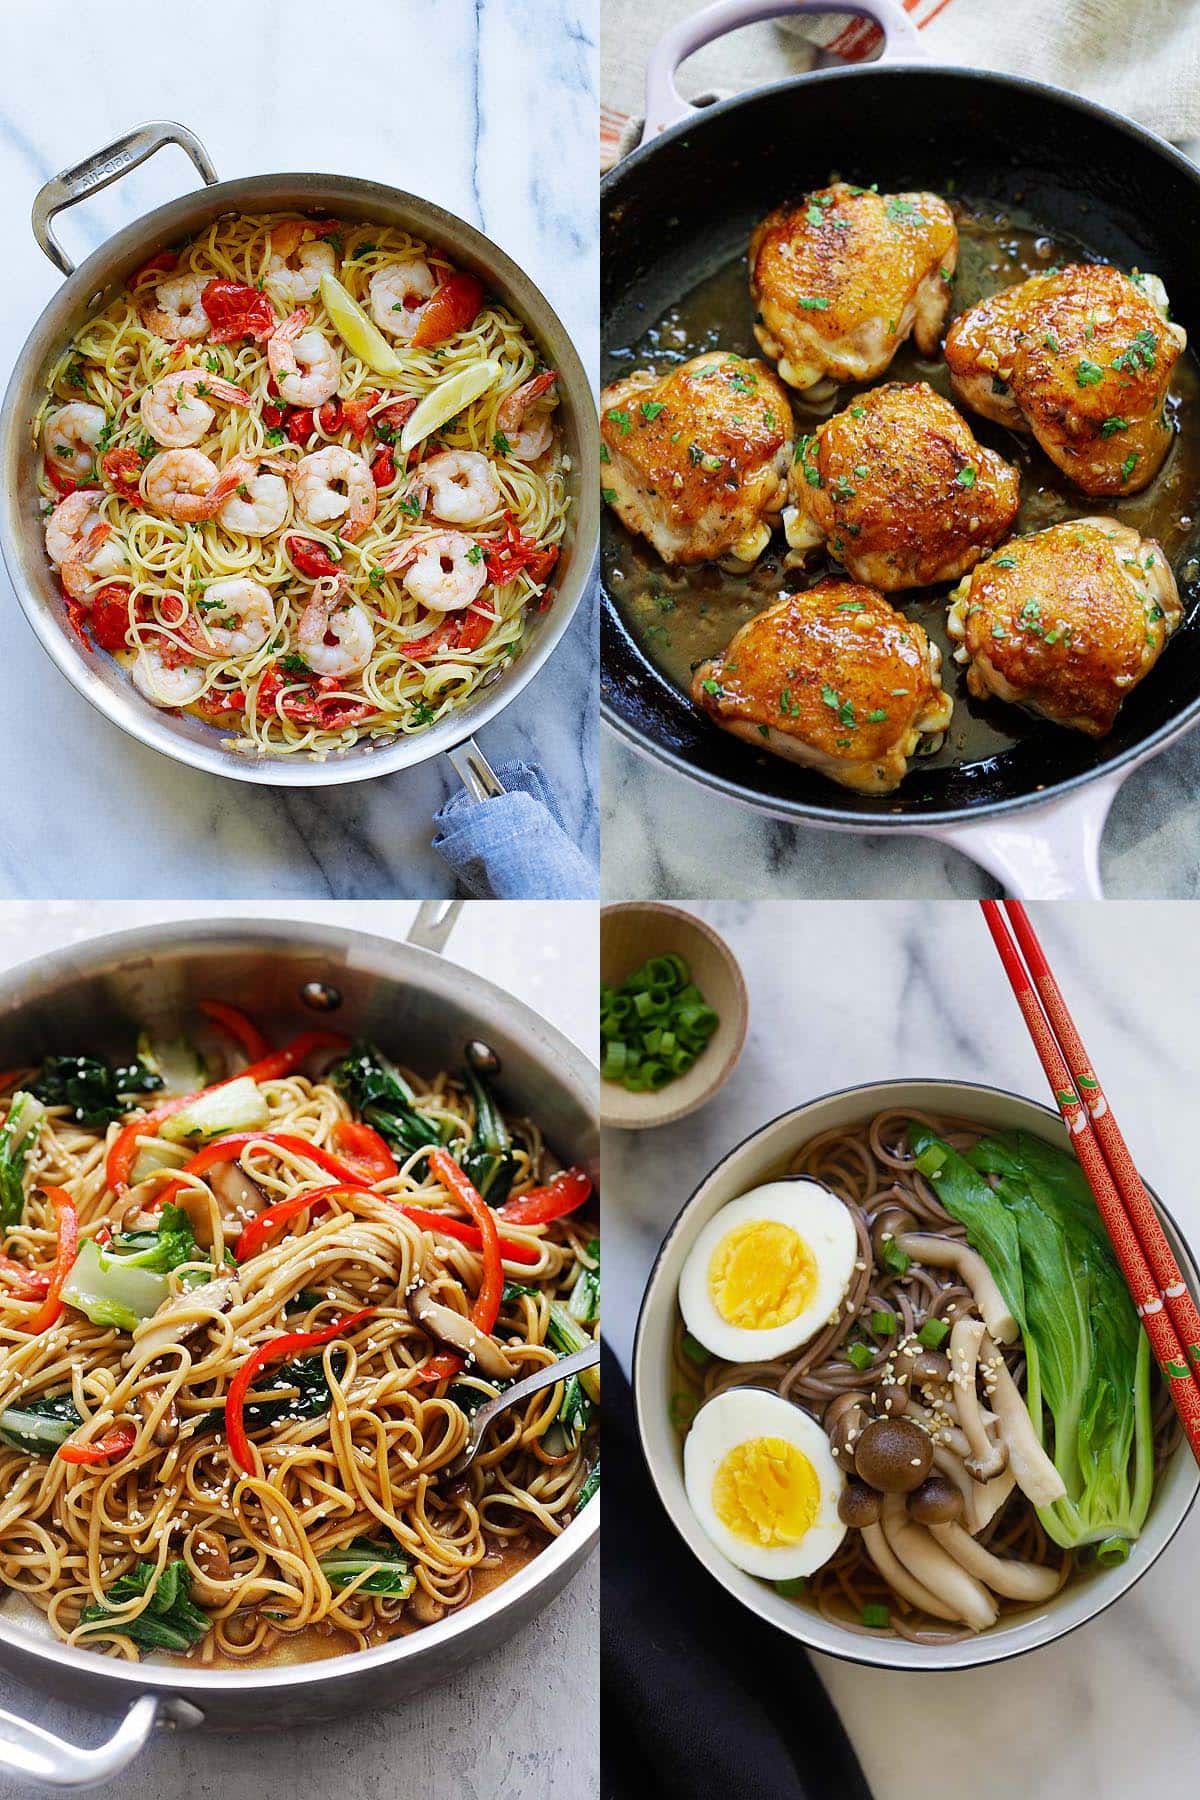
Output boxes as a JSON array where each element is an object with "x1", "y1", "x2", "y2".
[
  {"x1": 707, "y1": 1220, "x2": 817, "y2": 1330},
  {"x1": 712, "y1": 1436, "x2": 820, "y2": 1547}
]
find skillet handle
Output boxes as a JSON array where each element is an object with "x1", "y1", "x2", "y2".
[
  {"x1": 925, "y1": 771, "x2": 1128, "y2": 899},
  {"x1": 0, "y1": 1694, "x2": 179, "y2": 1791},
  {"x1": 643, "y1": 0, "x2": 923, "y2": 139},
  {"x1": 31, "y1": 121, "x2": 218, "y2": 278}
]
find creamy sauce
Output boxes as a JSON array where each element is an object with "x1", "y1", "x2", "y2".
[{"x1": 603, "y1": 197, "x2": 1200, "y2": 770}]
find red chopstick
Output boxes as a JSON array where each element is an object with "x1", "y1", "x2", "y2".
[{"x1": 979, "y1": 899, "x2": 1200, "y2": 1464}]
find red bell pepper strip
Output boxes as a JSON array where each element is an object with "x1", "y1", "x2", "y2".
[
  {"x1": 200, "y1": 280, "x2": 276, "y2": 344},
  {"x1": 0, "y1": 1070, "x2": 30, "y2": 1095},
  {"x1": 176, "y1": 1131, "x2": 367, "y2": 1189},
  {"x1": 285, "y1": 536, "x2": 342, "y2": 580},
  {"x1": 497, "y1": 1167, "x2": 592, "y2": 1228},
  {"x1": 330, "y1": 1121, "x2": 397, "y2": 1183},
  {"x1": 234, "y1": 1182, "x2": 372, "y2": 1263},
  {"x1": 88, "y1": 585, "x2": 135, "y2": 653},
  {"x1": 101, "y1": 447, "x2": 143, "y2": 502},
  {"x1": 0, "y1": 1254, "x2": 50, "y2": 1299},
  {"x1": 224, "y1": 1307, "x2": 376, "y2": 1475},
  {"x1": 58, "y1": 1422, "x2": 137, "y2": 1466},
  {"x1": 417, "y1": 1152, "x2": 504, "y2": 1381},
  {"x1": 398, "y1": 1204, "x2": 539, "y2": 1268},
  {"x1": 410, "y1": 272, "x2": 485, "y2": 348},
  {"x1": 21, "y1": 1188, "x2": 78, "y2": 1336},
  {"x1": 106, "y1": 1029, "x2": 349, "y2": 1192},
  {"x1": 197, "y1": 1000, "x2": 270, "y2": 1063}
]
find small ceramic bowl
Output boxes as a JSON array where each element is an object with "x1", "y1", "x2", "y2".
[
  {"x1": 633, "y1": 1077, "x2": 1200, "y2": 1670},
  {"x1": 600, "y1": 904, "x2": 748, "y2": 1130}
]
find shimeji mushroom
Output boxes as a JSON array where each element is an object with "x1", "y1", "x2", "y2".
[
  {"x1": 980, "y1": 1331, "x2": 1067, "y2": 1508},
  {"x1": 860, "y1": 1516, "x2": 960, "y2": 1624},
  {"x1": 896, "y1": 1232, "x2": 1018, "y2": 1343},
  {"x1": 928, "y1": 1519, "x2": 1062, "y2": 1602},
  {"x1": 854, "y1": 1415, "x2": 934, "y2": 1494},
  {"x1": 878, "y1": 1493, "x2": 998, "y2": 1631},
  {"x1": 950, "y1": 1318, "x2": 1010, "y2": 1482}
]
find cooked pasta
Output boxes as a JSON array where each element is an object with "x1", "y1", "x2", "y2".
[
  {"x1": 35, "y1": 213, "x2": 569, "y2": 758},
  {"x1": 0, "y1": 1014, "x2": 597, "y2": 1662}
]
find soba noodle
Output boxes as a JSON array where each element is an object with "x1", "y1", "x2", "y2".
[
  {"x1": 0, "y1": 1054, "x2": 596, "y2": 1662},
  {"x1": 673, "y1": 1109, "x2": 1178, "y2": 1644},
  {"x1": 34, "y1": 213, "x2": 569, "y2": 757}
]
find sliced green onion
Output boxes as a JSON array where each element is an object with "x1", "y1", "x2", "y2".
[
  {"x1": 879, "y1": 1236, "x2": 910, "y2": 1277},
  {"x1": 846, "y1": 1341, "x2": 874, "y2": 1370},
  {"x1": 861, "y1": 1602, "x2": 890, "y2": 1628},
  {"x1": 669, "y1": 1391, "x2": 699, "y2": 1429},
  {"x1": 1096, "y1": 1535, "x2": 1132, "y2": 1567},
  {"x1": 917, "y1": 1317, "x2": 950, "y2": 1349},
  {"x1": 871, "y1": 1310, "x2": 896, "y2": 1336},
  {"x1": 680, "y1": 1333, "x2": 711, "y2": 1366},
  {"x1": 774, "y1": 1575, "x2": 807, "y2": 1597},
  {"x1": 599, "y1": 953, "x2": 720, "y2": 1094}
]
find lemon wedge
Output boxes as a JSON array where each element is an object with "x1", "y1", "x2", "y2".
[
  {"x1": 319, "y1": 271, "x2": 404, "y2": 377},
  {"x1": 398, "y1": 360, "x2": 503, "y2": 456}
]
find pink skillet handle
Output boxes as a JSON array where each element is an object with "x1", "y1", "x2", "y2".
[
  {"x1": 924, "y1": 768, "x2": 1129, "y2": 899},
  {"x1": 642, "y1": 0, "x2": 925, "y2": 141}
]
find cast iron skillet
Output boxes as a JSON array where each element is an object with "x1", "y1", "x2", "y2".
[{"x1": 601, "y1": 0, "x2": 1200, "y2": 895}]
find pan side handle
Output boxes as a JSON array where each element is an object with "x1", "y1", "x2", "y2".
[
  {"x1": 0, "y1": 1693, "x2": 179, "y2": 1791},
  {"x1": 642, "y1": 0, "x2": 924, "y2": 140},
  {"x1": 924, "y1": 772, "x2": 1128, "y2": 900},
  {"x1": 408, "y1": 901, "x2": 465, "y2": 955},
  {"x1": 32, "y1": 121, "x2": 218, "y2": 278}
]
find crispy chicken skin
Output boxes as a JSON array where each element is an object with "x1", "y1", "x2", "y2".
[
  {"x1": 599, "y1": 353, "x2": 793, "y2": 567},
  {"x1": 748, "y1": 184, "x2": 957, "y2": 395},
  {"x1": 691, "y1": 576, "x2": 953, "y2": 794},
  {"x1": 783, "y1": 381, "x2": 1020, "y2": 590},
  {"x1": 946, "y1": 517, "x2": 1181, "y2": 736},
  {"x1": 944, "y1": 263, "x2": 1186, "y2": 496}
]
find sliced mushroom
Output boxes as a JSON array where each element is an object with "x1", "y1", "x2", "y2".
[
  {"x1": 980, "y1": 1332, "x2": 1067, "y2": 1507},
  {"x1": 122, "y1": 1277, "x2": 239, "y2": 1370},
  {"x1": 880, "y1": 1493, "x2": 998, "y2": 1632},
  {"x1": 409, "y1": 1286, "x2": 516, "y2": 1381},
  {"x1": 208, "y1": 1160, "x2": 268, "y2": 1231},
  {"x1": 823, "y1": 1391, "x2": 870, "y2": 1471},
  {"x1": 929, "y1": 1519, "x2": 1061, "y2": 1602},
  {"x1": 896, "y1": 1232, "x2": 1018, "y2": 1343},
  {"x1": 950, "y1": 1318, "x2": 1009, "y2": 1482}
]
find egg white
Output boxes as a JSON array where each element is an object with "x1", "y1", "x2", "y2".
[
  {"x1": 678, "y1": 1179, "x2": 857, "y2": 1363},
  {"x1": 683, "y1": 1387, "x2": 846, "y2": 1579}
]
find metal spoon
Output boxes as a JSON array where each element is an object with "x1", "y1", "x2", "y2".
[{"x1": 443, "y1": 1340, "x2": 600, "y2": 1478}]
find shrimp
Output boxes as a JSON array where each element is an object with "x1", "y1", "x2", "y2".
[
  {"x1": 412, "y1": 450, "x2": 502, "y2": 527},
  {"x1": 130, "y1": 639, "x2": 207, "y2": 708},
  {"x1": 43, "y1": 403, "x2": 107, "y2": 482},
  {"x1": 142, "y1": 449, "x2": 225, "y2": 522},
  {"x1": 216, "y1": 454, "x2": 290, "y2": 537},
  {"x1": 382, "y1": 530, "x2": 488, "y2": 613},
  {"x1": 140, "y1": 273, "x2": 208, "y2": 342},
  {"x1": 495, "y1": 371, "x2": 558, "y2": 461},
  {"x1": 264, "y1": 221, "x2": 337, "y2": 307},
  {"x1": 140, "y1": 368, "x2": 251, "y2": 448},
  {"x1": 369, "y1": 260, "x2": 436, "y2": 340},
  {"x1": 267, "y1": 308, "x2": 341, "y2": 407},
  {"x1": 44, "y1": 491, "x2": 126, "y2": 599},
  {"x1": 179, "y1": 577, "x2": 275, "y2": 658},
  {"x1": 293, "y1": 446, "x2": 377, "y2": 540},
  {"x1": 296, "y1": 578, "x2": 375, "y2": 677}
]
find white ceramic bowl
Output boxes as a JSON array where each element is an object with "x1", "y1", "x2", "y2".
[{"x1": 633, "y1": 1078, "x2": 1200, "y2": 1670}]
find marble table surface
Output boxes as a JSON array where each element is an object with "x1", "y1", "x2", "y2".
[
  {"x1": 604, "y1": 899, "x2": 1200, "y2": 1800},
  {"x1": 0, "y1": 0, "x2": 597, "y2": 900},
  {"x1": 0, "y1": 899, "x2": 598, "y2": 1800}
]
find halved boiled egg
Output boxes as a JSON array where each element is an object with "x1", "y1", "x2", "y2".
[
  {"x1": 683, "y1": 1388, "x2": 846, "y2": 1578},
  {"x1": 678, "y1": 1179, "x2": 857, "y2": 1363}
]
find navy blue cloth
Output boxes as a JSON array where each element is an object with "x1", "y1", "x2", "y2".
[
  {"x1": 431, "y1": 759, "x2": 596, "y2": 898},
  {"x1": 601, "y1": 1339, "x2": 873, "y2": 1800}
]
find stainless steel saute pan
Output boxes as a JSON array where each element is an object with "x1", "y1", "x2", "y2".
[
  {"x1": 0, "y1": 904, "x2": 599, "y2": 1787},
  {"x1": 1, "y1": 122, "x2": 599, "y2": 801}
]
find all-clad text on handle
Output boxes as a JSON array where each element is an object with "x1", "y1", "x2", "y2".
[{"x1": 31, "y1": 120, "x2": 218, "y2": 277}]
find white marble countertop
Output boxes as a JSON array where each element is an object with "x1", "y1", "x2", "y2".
[
  {"x1": 0, "y1": 899, "x2": 598, "y2": 1800},
  {"x1": 604, "y1": 899, "x2": 1200, "y2": 1800},
  {"x1": 0, "y1": 0, "x2": 597, "y2": 900}
]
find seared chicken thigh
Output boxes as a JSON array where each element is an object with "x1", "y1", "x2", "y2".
[
  {"x1": 600, "y1": 353, "x2": 793, "y2": 567},
  {"x1": 945, "y1": 264, "x2": 1185, "y2": 496},
  {"x1": 784, "y1": 381, "x2": 1020, "y2": 590},
  {"x1": 749, "y1": 184, "x2": 957, "y2": 396},
  {"x1": 691, "y1": 576, "x2": 953, "y2": 793},
  {"x1": 947, "y1": 517, "x2": 1181, "y2": 736}
]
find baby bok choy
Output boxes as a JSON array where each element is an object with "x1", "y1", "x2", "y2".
[
  {"x1": 0, "y1": 1391, "x2": 83, "y2": 1456},
  {"x1": 0, "y1": 1092, "x2": 46, "y2": 1230},
  {"x1": 78, "y1": 1560, "x2": 210, "y2": 1654},
  {"x1": 459, "y1": 1064, "x2": 520, "y2": 1204},
  {"x1": 909, "y1": 1123, "x2": 1154, "y2": 1553},
  {"x1": 60, "y1": 1204, "x2": 205, "y2": 1333},
  {"x1": 317, "y1": 1538, "x2": 415, "y2": 1597},
  {"x1": 329, "y1": 1044, "x2": 443, "y2": 1158}
]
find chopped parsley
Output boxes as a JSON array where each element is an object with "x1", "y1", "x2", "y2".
[
  {"x1": 639, "y1": 400, "x2": 665, "y2": 421},
  {"x1": 599, "y1": 442, "x2": 610, "y2": 464},
  {"x1": 466, "y1": 544, "x2": 484, "y2": 565},
  {"x1": 602, "y1": 487, "x2": 618, "y2": 504},
  {"x1": 492, "y1": 431, "x2": 512, "y2": 455},
  {"x1": 1101, "y1": 416, "x2": 1129, "y2": 436},
  {"x1": 368, "y1": 566, "x2": 385, "y2": 588},
  {"x1": 885, "y1": 198, "x2": 925, "y2": 225},
  {"x1": 956, "y1": 466, "x2": 977, "y2": 488},
  {"x1": 1111, "y1": 329, "x2": 1157, "y2": 373},
  {"x1": 700, "y1": 678, "x2": 721, "y2": 697},
  {"x1": 821, "y1": 684, "x2": 856, "y2": 729},
  {"x1": 866, "y1": 708, "x2": 888, "y2": 723},
  {"x1": 798, "y1": 296, "x2": 829, "y2": 311},
  {"x1": 278, "y1": 653, "x2": 313, "y2": 677},
  {"x1": 793, "y1": 435, "x2": 821, "y2": 488},
  {"x1": 605, "y1": 409, "x2": 631, "y2": 435},
  {"x1": 992, "y1": 556, "x2": 1016, "y2": 569},
  {"x1": 1120, "y1": 452, "x2": 1138, "y2": 480},
  {"x1": 1075, "y1": 359, "x2": 1104, "y2": 387}
]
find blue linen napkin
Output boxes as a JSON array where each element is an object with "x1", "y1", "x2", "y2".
[{"x1": 432, "y1": 760, "x2": 597, "y2": 899}]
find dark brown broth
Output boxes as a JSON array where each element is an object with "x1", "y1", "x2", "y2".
[{"x1": 603, "y1": 199, "x2": 1200, "y2": 771}]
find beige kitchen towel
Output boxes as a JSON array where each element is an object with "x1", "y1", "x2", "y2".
[{"x1": 601, "y1": 0, "x2": 1200, "y2": 166}]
